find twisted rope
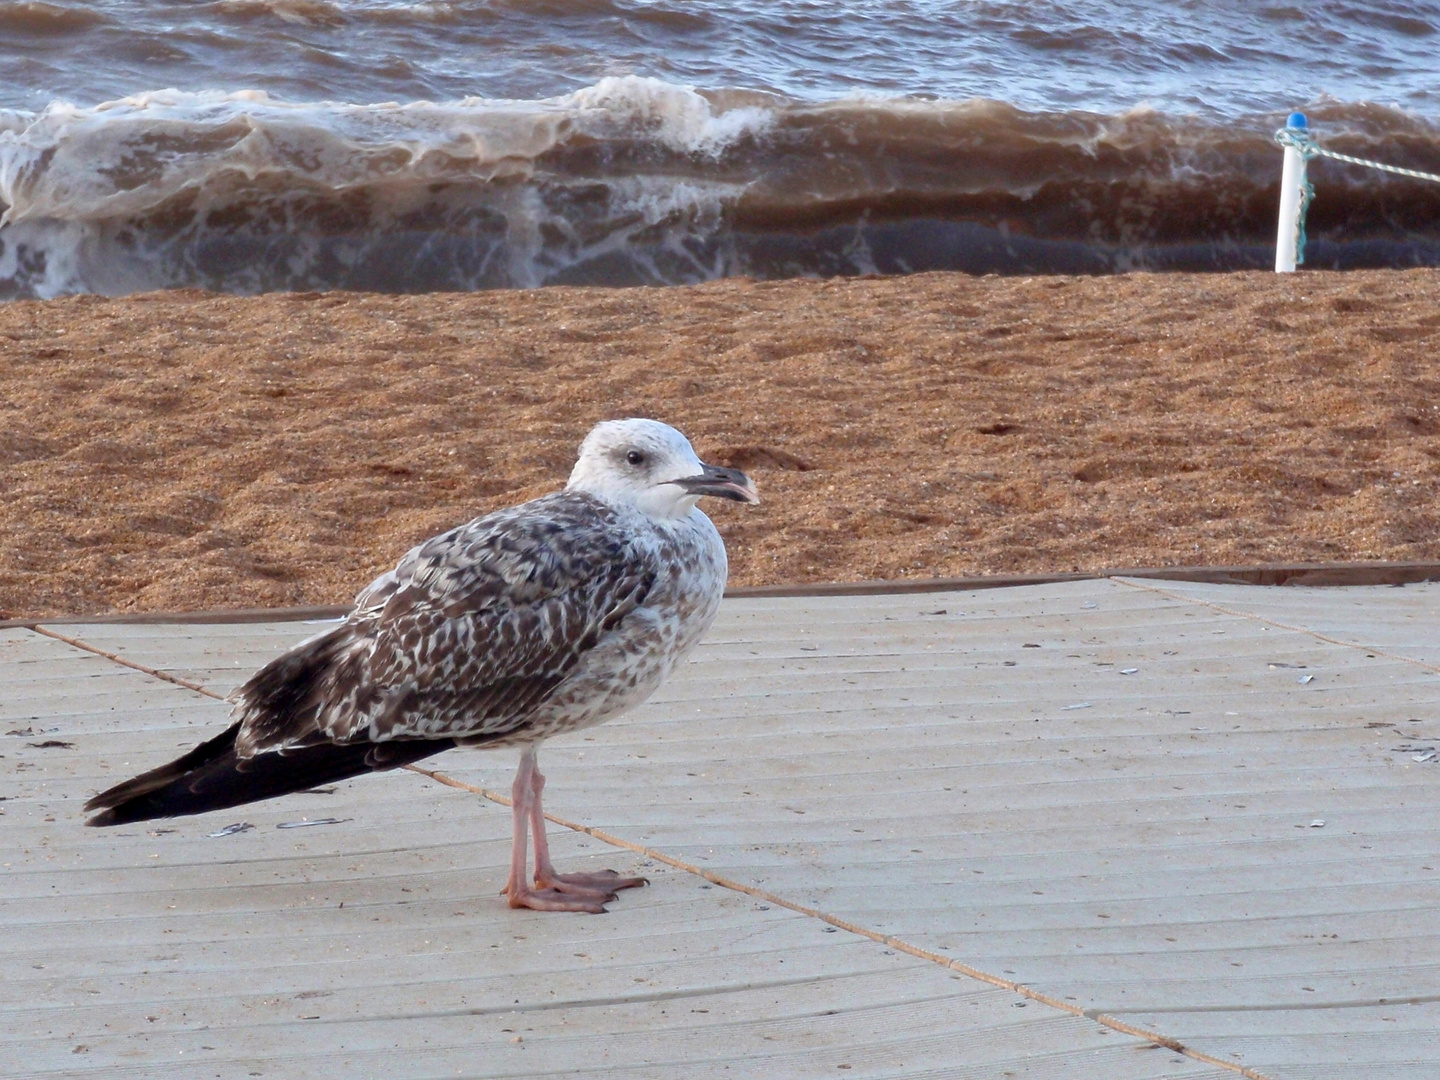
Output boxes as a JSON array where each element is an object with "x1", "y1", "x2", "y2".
[{"x1": 1275, "y1": 127, "x2": 1440, "y2": 184}]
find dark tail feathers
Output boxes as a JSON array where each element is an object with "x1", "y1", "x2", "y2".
[{"x1": 85, "y1": 725, "x2": 455, "y2": 827}]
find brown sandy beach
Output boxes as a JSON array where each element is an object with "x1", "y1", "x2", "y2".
[{"x1": 1, "y1": 269, "x2": 1438, "y2": 620}]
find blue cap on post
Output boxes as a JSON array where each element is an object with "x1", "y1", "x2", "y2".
[{"x1": 1287, "y1": 112, "x2": 1308, "y2": 130}]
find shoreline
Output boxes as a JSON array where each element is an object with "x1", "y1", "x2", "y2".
[{"x1": 1, "y1": 268, "x2": 1438, "y2": 620}]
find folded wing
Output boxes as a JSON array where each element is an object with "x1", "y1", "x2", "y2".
[{"x1": 86, "y1": 492, "x2": 656, "y2": 825}]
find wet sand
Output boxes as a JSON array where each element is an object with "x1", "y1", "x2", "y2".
[{"x1": 1, "y1": 269, "x2": 1437, "y2": 619}]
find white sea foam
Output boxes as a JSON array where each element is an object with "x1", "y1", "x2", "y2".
[
  {"x1": 1, "y1": 79, "x2": 1436, "y2": 298},
  {"x1": 0, "y1": 78, "x2": 772, "y2": 226},
  {"x1": 0, "y1": 78, "x2": 778, "y2": 296},
  {"x1": 566, "y1": 77, "x2": 775, "y2": 157}
]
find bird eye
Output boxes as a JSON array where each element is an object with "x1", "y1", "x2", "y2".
[{"x1": 625, "y1": 449, "x2": 646, "y2": 466}]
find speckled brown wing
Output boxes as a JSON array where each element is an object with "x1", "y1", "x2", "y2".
[{"x1": 233, "y1": 491, "x2": 657, "y2": 756}]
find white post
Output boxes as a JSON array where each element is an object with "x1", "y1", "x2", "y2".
[{"x1": 1275, "y1": 112, "x2": 1309, "y2": 273}]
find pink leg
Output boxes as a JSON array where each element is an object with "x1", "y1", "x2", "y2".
[
  {"x1": 501, "y1": 746, "x2": 642, "y2": 913},
  {"x1": 529, "y1": 756, "x2": 647, "y2": 897}
]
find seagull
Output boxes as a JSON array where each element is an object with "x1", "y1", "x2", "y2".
[{"x1": 85, "y1": 418, "x2": 759, "y2": 913}]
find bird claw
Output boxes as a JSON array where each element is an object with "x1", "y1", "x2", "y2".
[
  {"x1": 506, "y1": 884, "x2": 614, "y2": 914},
  {"x1": 499, "y1": 867, "x2": 647, "y2": 913},
  {"x1": 540, "y1": 868, "x2": 648, "y2": 894}
]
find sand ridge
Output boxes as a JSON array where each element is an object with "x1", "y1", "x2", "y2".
[{"x1": 1, "y1": 269, "x2": 1437, "y2": 619}]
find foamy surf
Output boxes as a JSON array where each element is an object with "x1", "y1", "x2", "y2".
[
  {"x1": 0, "y1": 79, "x2": 779, "y2": 297},
  {"x1": 1, "y1": 80, "x2": 1438, "y2": 298}
]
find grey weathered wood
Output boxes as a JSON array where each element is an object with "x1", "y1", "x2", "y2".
[
  {"x1": 0, "y1": 621, "x2": 1225, "y2": 1080},
  {"x1": 9, "y1": 577, "x2": 1440, "y2": 1078}
]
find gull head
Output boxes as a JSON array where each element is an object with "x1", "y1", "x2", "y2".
[{"x1": 567, "y1": 418, "x2": 759, "y2": 519}]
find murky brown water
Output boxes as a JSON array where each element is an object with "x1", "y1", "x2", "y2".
[{"x1": 2, "y1": 1, "x2": 1439, "y2": 296}]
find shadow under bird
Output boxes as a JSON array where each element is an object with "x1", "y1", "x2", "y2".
[{"x1": 86, "y1": 418, "x2": 759, "y2": 913}]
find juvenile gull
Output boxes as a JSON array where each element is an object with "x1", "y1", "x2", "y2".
[{"x1": 86, "y1": 419, "x2": 759, "y2": 913}]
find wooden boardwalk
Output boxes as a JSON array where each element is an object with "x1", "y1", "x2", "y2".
[{"x1": 3, "y1": 577, "x2": 1438, "y2": 1079}]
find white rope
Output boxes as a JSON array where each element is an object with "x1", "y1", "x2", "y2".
[{"x1": 1275, "y1": 127, "x2": 1440, "y2": 184}]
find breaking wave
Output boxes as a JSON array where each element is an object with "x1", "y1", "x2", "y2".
[{"x1": 2, "y1": 78, "x2": 1439, "y2": 297}]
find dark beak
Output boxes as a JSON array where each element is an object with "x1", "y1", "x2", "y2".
[{"x1": 671, "y1": 462, "x2": 760, "y2": 504}]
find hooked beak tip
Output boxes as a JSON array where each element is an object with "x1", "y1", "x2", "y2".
[{"x1": 674, "y1": 464, "x2": 760, "y2": 504}]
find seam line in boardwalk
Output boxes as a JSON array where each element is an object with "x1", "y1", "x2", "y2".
[
  {"x1": 1114, "y1": 577, "x2": 1440, "y2": 674},
  {"x1": 407, "y1": 763, "x2": 1271, "y2": 1080},
  {"x1": 38, "y1": 619, "x2": 1277, "y2": 1080},
  {"x1": 31, "y1": 624, "x2": 223, "y2": 698}
]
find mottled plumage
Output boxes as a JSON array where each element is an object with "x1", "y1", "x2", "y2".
[
  {"x1": 236, "y1": 492, "x2": 676, "y2": 754},
  {"x1": 86, "y1": 419, "x2": 758, "y2": 913}
]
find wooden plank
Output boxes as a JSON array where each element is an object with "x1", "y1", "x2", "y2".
[
  {"x1": 1120, "y1": 577, "x2": 1440, "y2": 667},
  {"x1": 425, "y1": 581, "x2": 1440, "y2": 1080},
  {"x1": 0, "y1": 624, "x2": 1223, "y2": 1080}
]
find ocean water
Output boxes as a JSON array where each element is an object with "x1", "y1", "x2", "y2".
[{"x1": 1, "y1": 0, "x2": 1438, "y2": 297}]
